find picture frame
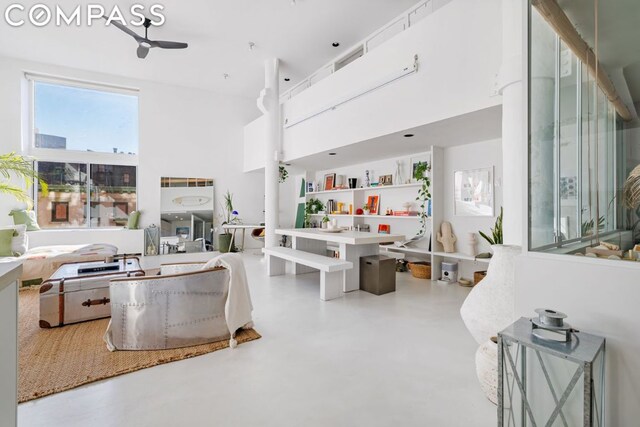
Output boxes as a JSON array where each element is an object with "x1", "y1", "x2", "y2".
[
  {"x1": 176, "y1": 226, "x2": 190, "y2": 237},
  {"x1": 324, "y1": 173, "x2": 336, "y2": 191},
  {"x1": 378, "y1": 224, "x2": 391, "y2": 234},
  {"x1": 379, "y1": 174, "x2": 393, "y2": 186},
  {"x1": 454, "y1": 167, "x2": 494, "y2": 217},
  {"x1": 410, "y1": 155, "x2": 430, "y2": 182},
  {"x1": 366, "y1": 195, "x2": 380, "y2": 215},
  {"x1": 307, "y1": 181, "x2": 315, "y2": 193}
]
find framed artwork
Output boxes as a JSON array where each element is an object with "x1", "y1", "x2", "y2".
[
  {"x1": 307, "y1": 181, "x2": 315, "y2": 193},
  {"x1": 51, "y1": 201, "x2": 69, "y2": 222},
  {"x1": 366, "y1": 195, "x2": 380, "y2": 215},
  {"x1": 454, "y1": 167, "x2": 494, "y2": 216},
  {"x1": 176, "y1": 226, "x2": 190, "y2": 237},
  {"x1": 324, "y1": 173, "x2": 336, "y2": 191},
  {"x1": 379, "y1": 174, "x2": 393, "y2": 186},
  {"x1": 410, "y1": 155, "x2": 430, "y2": 182},
  {"x1": 378, "y1": 224, "x2": 391, "y2": 234}
]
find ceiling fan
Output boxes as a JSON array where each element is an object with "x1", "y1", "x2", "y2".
[{"x1": 103, "y1": 17, "x2": 188, "y2": 59}]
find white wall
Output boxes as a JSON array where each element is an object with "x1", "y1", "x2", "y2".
[
  {"x1": 515, "y1": 253, "x2": 640, "y2": 426},
  {"x1": 441, "y1": 139, "x2": 503, "y2": 278},
  {"x1": 0, "y1": 56, "x2": 264, "y2": 251},
  {"x1": 244, "y1": 0, "x2": 502, "y2": 167}
]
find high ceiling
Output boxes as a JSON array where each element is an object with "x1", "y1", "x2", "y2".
[{"x1": 0, "y1": 0, "x2": 418, "y2": 99}]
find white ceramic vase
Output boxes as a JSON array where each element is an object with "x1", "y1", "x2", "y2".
[
  {"x1": 460, "y1": 244, "x2": 521, "y2": 345},
  {"x1": 475, "y1": 338, "x2": 498, "y2": 404}
]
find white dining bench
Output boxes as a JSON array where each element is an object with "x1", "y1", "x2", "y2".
[{"x1": 262, "y1": 247, "x2": 353, "y2": 301}]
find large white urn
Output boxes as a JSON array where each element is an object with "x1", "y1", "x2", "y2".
[{"x1": 460, "y1": 245, "x2": 521, "y2": 345}]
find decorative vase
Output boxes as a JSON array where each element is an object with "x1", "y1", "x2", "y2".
[
  {"x1": 475, "y1": 337, "x2": 498, "y2": 404},
  {"x1": 218, "y1": 233, "x2": 235, "y2": 253},
  {"x1": 467, "y1": 232, "x2": 477, "y2": 256},
  {"x1": 460, "y1": 245, "x2": 521, "y2": 345}
]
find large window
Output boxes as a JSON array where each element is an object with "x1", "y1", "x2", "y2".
[
  {"x1": 33, "y1": 80, "x2": 138, "y2": 155},
  {"x1": 30, "y1": 77, "x2": 139, "y2": 229}
]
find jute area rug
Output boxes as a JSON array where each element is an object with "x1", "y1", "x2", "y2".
[{"x1": 18, "y1": 288, "x2": 261, "y2": 403}]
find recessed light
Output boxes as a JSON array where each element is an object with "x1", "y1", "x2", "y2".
[
  {"x1": 329, "y1": 152, "x2": 337, "y2": 156},
  {"x1": 404, "y1": 133, "x2": 414, "y2": 138},
  {"x1": 223, "y1": 73, "x2": 230, "y2": 80},
  {"x1": 285, "y1": 163, "x2": 292, "y2": 166},
  {"x1": 284, "y1": 78, "x2": 290, "y2": 82},
  {"x1": 332, "y1": 42, "x2": 340, "y2": 47}
]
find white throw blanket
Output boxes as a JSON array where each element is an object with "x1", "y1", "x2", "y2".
[{"x1": 202, "y1": 253, "x2": 254, "y2": 348}]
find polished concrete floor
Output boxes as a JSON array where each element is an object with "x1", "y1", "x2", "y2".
[{"x1": 18, "y1": 251, "x2": 496, "y2": 427}]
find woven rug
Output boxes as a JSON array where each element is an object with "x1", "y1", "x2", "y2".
[{"x1": 18, "y1": 288, "x2": 260, "y2": 403}]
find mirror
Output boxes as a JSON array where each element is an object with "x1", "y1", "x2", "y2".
[{"x1": 160, "y1": 177, "x2": 214, "y2": 254}]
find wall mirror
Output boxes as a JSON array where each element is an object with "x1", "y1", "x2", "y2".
[
  {"x1": 528, "y1": 0, "x2": 640, "y2": 261},
  {"x1": 160, "y1": 177, "x2": 214, "y2": 254},
  {"x1": 454, "y1": 167, "x2": 494, "y2": 216}
]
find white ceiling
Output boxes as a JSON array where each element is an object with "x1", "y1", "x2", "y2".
[{"x1": 0, "y1": 0, "x2": 418, "y2": 99}]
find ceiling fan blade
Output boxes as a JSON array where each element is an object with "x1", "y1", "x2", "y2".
[
  {"x1": 137, "y1": 45, "x2": 149, "y2": 59},
  {"x1": 151, "y1": 40, "x2": 189, "y2": 49},
  {"x1": 103, "y1": 16, "x2": 143, "y2": 42}
]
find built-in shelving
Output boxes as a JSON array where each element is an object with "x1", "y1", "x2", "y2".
[
  {"x1": 431, "y1": 251, "x2": 491, "y2": 263},
  {"x1": 306, "y1": 182, "x2": 421, "y2": 196},
  {"x1": 309, "y1": 213, "x2": 424, "y2": 221}
]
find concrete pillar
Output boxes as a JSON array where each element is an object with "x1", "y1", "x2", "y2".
[
  {"x1": 497, "y1": 0, "x2": 525, "y2": 246},
  {"x1": 258, "y1": 58, "x2": 281, "y2": 248}
]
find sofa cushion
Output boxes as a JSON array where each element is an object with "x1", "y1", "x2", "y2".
[
  {"x1": 9, "y1": 210, "x2": 40, "y2": 231},
  {"x1": 0, "y1": 229, "x2": 16, "y2": 257},
  {"x1": 0, "y1": 224, "x2": 28, "y2": 255},
  {"x1": 127, "y1": 210, "x2": 140, "y2": 230}
]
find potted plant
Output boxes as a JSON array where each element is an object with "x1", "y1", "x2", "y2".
[
  {"x1": 321, "y1": 215, "x2": 330, "y2": 229},
  {"x1": 279, "y1": 165, "x2": 289, "y2": 183},
  {"x1": 363, "y1": 204, "x2": 371, "y2": 215},
  {"x1": 305, "y1": 198, "x2": 325, "y2": 227},
  {"x1": 218, "y1": 190, "x2": 239, "y2": 253},
  {"x1": 413, "y1": 161, "x2": 431, "y2": 237},
  {"x1": 0, "y1": 152, "x2": 48, "y2": 206},
  {"x1": 479, "y1": 207, "x2": 503, "y2": 247}
]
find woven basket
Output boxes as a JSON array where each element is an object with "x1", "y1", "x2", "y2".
[
  {"x1": 408, "y1": 262, "x2": 431, "y2": 279},
  {"x1": 474, "y1": 270, "x2": 487, "y2": 285}
]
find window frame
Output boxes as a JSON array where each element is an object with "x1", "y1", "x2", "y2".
[
  {"x1": 27, "y1": 74, "x2": 140, "y2": 230},
  {"x1": 26, "y1": 73, "x2": 139, "y2": 167}
]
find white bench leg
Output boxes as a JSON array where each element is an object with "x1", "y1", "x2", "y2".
[
  {"x1": 266, "y1": 255, "x2": 286, "y2": 276},
  {"x1": 320, "y1": 271, "x2": 344, "y2": 301}
]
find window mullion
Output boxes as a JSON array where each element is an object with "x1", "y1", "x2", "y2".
[{"x1": 86, "y1": 163, "x2": 91, "y2": 229}]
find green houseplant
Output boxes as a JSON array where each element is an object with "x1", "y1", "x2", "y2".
[
  {"x1": 414, "y1": 161, "x2": 431, "y2": 236},
  {"x1": 218, "y1": 190, "x2": 239, "y2": 252},
  {"x1": 305, "y1": 198, "x2": 324, "y2": 227},
  {"x1": 479, "y1": 207, "x2": 503, "y2": 246},
  {"x1": 0, "y1": 152, "x2": 48, "y2": 206},
  {"x1": 279, "y1": 165, "x2": 289, "y2": 183}
]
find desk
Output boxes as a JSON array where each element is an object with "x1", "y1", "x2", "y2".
[
  {"x1": 222, "y1": 224, "x2": 264, "y2": 252},
  {"x1": 275, "y1": 228, "x2": 403, "y2": 292}
]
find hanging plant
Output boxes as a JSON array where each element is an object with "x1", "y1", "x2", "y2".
[
  {"x1": 414, "y1": 161, "x2": 431, "y2": 237},
  {"x1": 279, "y1": 165, "x2": 289, "y2": 183}
]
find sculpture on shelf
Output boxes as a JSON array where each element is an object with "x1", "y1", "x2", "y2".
[
  {"x1": 467, "y1": 232, "x2": 477, "y2": 257},
  {"x1": 394, "y1": 160, "x2": 403, "y2": 186},
  {"x1": 436, "y1": 221, "x2": 457, "y2": 253},
  {"x1": 460, "y1": 244, "x2": 521, "y2": 404},
  {"x1": 365, "y1": 170, "x2": 371, "y2": 187}
]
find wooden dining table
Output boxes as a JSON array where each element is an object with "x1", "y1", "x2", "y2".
[{"x1": 275, "y1": 228, "x2": 404, "y2": 292}]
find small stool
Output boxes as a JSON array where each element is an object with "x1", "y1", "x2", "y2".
[{"x1": 360, "y1": 255, "x2": 396, "y2": 295}]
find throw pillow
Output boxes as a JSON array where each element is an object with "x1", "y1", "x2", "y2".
[
  {"x1": 0, "y1": 224, "x2": 28, "y2": 255},
  {"x1": 127, "y1": 210, "x2": 141, "y2": 229},
  {"x1": 9, "y1": 210, "x2": 40, "y2": 231},
  {"x1": 0, "y1": 229, "x2": 16, "y2": 257}
]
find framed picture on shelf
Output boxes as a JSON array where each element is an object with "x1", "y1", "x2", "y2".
[
  {"x1": 366, "y1": 195, "x2": 380, "y2": 215},
  {"x1": 324, "y1": 173, "x2": 336, "y2": 191},
  {"x1": 378, "y1": 224, "x2": 391, "y2": 234},
  {"x1": 379, "y1": 174, "x2": 393, "y2": 186},
  {"x1": 410, "y1": 155, "x2": 430, "y2": 182},
  {"x1": 307, "y1": 181, "x2": 314, "y2": 193},
  {"x1": 454, "y1": 167, "x2": 494, "y2": 216}
]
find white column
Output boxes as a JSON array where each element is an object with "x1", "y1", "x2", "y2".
[
  {"x1": 258, "y1": 59, "x2": 281, "y2": 248},
  {"x1": 497, "y1": 0, "x2": 525, "y2": 246}
]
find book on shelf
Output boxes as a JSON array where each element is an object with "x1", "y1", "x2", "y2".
[{"x1": 392, "y1": 211, "x2": 419, "y2": 216}]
